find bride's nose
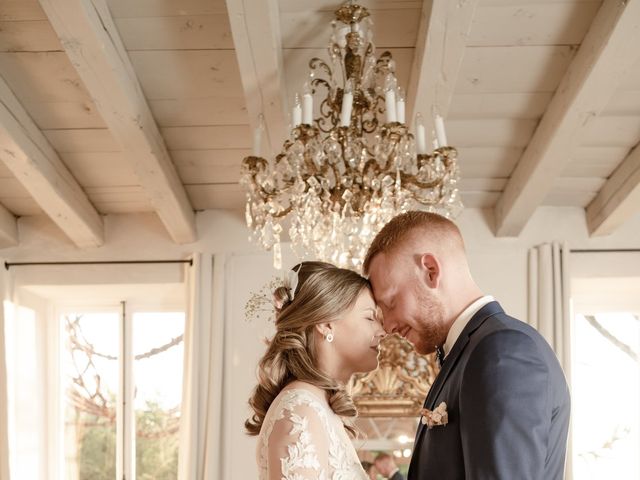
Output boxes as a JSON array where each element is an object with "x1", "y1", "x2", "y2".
[{"x1": 373, "y1": 330, "x2": 386, "y2": 342}]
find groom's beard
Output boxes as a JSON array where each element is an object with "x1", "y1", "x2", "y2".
[{"x1": 411, "y1": 283, "x2": 448, "y2": 355}]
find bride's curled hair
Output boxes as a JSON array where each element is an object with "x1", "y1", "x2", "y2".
[{"x1": 245, "y1": 261, "x2": 370, "y2": 436}]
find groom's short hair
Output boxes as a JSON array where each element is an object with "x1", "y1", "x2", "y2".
[{"x1": 363, "y1": 211, "x2": 464, "y2": 275}]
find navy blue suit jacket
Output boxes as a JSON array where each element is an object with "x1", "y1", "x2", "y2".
[{"x1": 408, "y1": 302, "x2": 570, "y2": 479}]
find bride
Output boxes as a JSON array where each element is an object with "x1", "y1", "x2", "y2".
[{"x1": 245, "y1": 261, "x2": 386, "y2": 479}]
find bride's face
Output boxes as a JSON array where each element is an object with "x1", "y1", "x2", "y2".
[{"x1": 331, "y1": 288, "x2": 385, "y2": 374}]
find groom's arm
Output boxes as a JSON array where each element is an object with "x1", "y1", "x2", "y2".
[{"x1": 460, "y1": 330, "x2": 550, "y2": 480}]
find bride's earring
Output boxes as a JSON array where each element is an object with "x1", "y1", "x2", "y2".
[{"x1": 325, "y1": 332, "x2": 334, "y2": 343}]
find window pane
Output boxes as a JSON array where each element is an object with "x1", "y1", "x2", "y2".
[
  {"x1": 133, "y1": 312, "x2": 185, "y2": 480},
  {"x1": 4, "y1": 301, "x2": 44, "y2": 480},
  {"x1": 573, "y1": 313, "x2": 640, "y2": 478},
  {"x1": 62, "y1": 312, "x2": 119, "y2": 480}
]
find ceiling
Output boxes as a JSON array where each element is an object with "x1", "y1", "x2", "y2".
[{"x1": 0, "y1": 0, "x2": 639, "y2": 248}]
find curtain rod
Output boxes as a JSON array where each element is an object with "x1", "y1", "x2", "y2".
[
  {"x1": 4, "y1": 259, "x2": 193, "y2": 270},
  {"x1": 570, "y1": 248, "x2": 640, "y2": 253}
]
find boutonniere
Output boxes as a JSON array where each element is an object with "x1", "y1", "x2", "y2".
[{"x1": 420, "y1": 402, "x2": 448, "y2": 429}]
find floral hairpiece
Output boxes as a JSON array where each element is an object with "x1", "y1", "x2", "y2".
[{"x1": 244, "y1": 264, "x2": 302, "y2": 322}]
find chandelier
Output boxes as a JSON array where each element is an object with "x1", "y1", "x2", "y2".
[{"x1": 240, "y1": 1, "x2": 463, "y2": 270}]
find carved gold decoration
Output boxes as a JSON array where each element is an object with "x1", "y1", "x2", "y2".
[{"x1": 349, "y1": 334, "x2": 439, "y2": 417}]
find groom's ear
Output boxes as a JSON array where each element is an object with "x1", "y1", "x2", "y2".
[{"x1": 419, "y1": 253, "x2": 440, "y2": 288}]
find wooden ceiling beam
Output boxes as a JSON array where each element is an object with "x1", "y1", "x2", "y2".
[
  {"x1": 39, "y1": 0, "x2": 197, "y2": 244},
  {"x1": 226, "y1": 0, "x2": 288, "y2": 157},
  {"x1": 406, "y1": 0, "x2": 479, "y2": 133},
  {"x1": 494, "y1": 0, "x2": 640, "y2": 237},
  {"x1": 0, "y1": 75, "x2": 103, "y2": 247},
  {"x1": 586, "y1": 143, "x2": 640, "y2": 236},
  {"x1": 0, "y1": 202, "x2": 18, "y2": 248}
]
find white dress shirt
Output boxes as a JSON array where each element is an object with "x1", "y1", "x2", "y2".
[{"x1": 443, "y1": 295, "x2": 495, "y2": 357}]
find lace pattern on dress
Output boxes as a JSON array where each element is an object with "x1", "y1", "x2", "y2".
[{"x1": 257, "y1": 388, "x2": 367, "y2": 480}]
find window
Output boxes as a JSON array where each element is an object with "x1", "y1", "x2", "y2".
[
  {"x1": 572, "y1": 277, "x2": 640, "y2": 479},
  {"x1": 61, "y1": 305, "x2": 185, "y2": 480},
  {"x1": 3, "y1": 301, "x2": 46, "y2": 480}
]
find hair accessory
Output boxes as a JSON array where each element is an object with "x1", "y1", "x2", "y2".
[
  {"x1": 286, "y1": 265, "x2": 301, "y2": 302},
  {"x1": 245, "y1": 263, "x2": 304, "y2": 323}
]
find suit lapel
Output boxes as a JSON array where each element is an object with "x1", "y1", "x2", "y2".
[{"x1": 413, "y1": 302, "x2": 505, "y2": 444}]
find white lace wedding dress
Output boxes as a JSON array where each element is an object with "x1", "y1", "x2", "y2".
[{"x1": 257, "y1": 387, "x2": 368, "y2": 479}]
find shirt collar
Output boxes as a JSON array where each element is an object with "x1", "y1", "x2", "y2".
[{"x1": 443, "y1": 295, "x2": 495, "y2": 356}]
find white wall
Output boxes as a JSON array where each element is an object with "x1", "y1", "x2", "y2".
[
  {"x1": 4, "y1": 208, "x2": 639, "y2": 316},
  {"x1": 2, "y1": 207, "x2": 639, "y2": 479}
]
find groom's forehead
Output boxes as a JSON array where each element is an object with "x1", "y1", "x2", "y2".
[{"x1": 370, "y1": 255, "x2": 397, "y2": 290}]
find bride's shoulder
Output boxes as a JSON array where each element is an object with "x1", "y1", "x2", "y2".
[
  {"x1": 278, "y1": 381, "x2": 329, "y2": 406},
  {"x1": 282, "y1": 380, "x2": 327, "y2": 402}
]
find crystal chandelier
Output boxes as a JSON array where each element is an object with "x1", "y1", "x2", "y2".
[{"x1": 241, "y1": 1, "x2": 463, "y2": 271}]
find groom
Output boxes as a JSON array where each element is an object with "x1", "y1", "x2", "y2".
[{"x1": 364, "y1": 211, "x2": 570, "y2": 479}]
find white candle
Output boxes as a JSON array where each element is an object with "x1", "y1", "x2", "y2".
[
  {"x1": 396, "y1": 98, "x2": 405, "y2": 124},
  {"x1": 385, "y1": 89, "x2": 397, "y2": 123},
  {"x1": 340, "y1": 90, "x2": 353, "y2": 127},
  {"x1": 253, "y1": 116, "x2": 263, "y2": 156},
  {"x1": 292, "y1": 94, "x2": 302, "y2": 127},
  {"x1": 434, "y1": 114, "x2": 447, "y2": 146},
  {"x1": 416, "y1": 113, "x2": 427, "y2": 154},
  {"x1": 396, "y1": 87, "x2": 405, "y2": 124},
  {"x1": 302, "y1": 93, "x2": 313, "y2": 125}
]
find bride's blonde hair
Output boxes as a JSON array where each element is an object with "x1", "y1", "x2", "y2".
[{"x1": 245, "y1": 261, "x2": 370, "y2": 436}]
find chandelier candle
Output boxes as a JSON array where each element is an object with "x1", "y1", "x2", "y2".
[
  {"x1": 396, "y1": 89, "x2": 406, "y2": 124},
  {"x1": 302, "y1": 78, "x2": 313, "y2": 125},
  {"x1": 416, "y1": 113, "x2": 427, "y2": 154},
  {"x1": 240, "y1": 1, "x2": 463, "y2": 270},
  {"x1": 434, "y1": 114, "x2": 447, "y2": 147},
  {"x1": 340, "y1": 81, "x2": 354, "y2": 127},
  {"x1": 253, "y1": 115, "x2": 263, "y2": 157},
  {"x1": 292, "y1": 94, "x2": 302, "y2": 127}
]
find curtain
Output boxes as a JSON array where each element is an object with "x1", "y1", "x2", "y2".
[
  {"x1": 528, "y1": 242, "x2": 571, "y2": 373},
  {"x1": 527, "y1": 242, "x2": 572, "y2": 479},
  {"x1": 178, "y1": 253, "x2": 226, "y2": 480},
  {"x1": 0, "y1": 262, "x2": 10, "y2": 480}
]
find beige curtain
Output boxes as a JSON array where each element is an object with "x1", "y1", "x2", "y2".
[
  {"x1": 528, "y1": 242, "x2": 571, "y2": 374},
  {"x1": 178, "y1": 253, "x2": 226, "y2": 480},
  {"x1": 0, "y1": 262, "x2": 10, "y2": 480},
  {"x1": 527, "y1": 242, "x2": 572, "y2": 479}
]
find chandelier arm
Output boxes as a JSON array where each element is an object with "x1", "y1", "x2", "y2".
[
  {"x1": 400, "y1": 173, "x2": 449, "y2": 190},
  {"x1": 309, "y1": 57, "x2": 333, "y2": 80},
  {"x1": 317, "y1": 97, "x2": 336, "y2": 133},
  {"x1": 266, "y1": 205, "x2": 293, "y2": 219}
]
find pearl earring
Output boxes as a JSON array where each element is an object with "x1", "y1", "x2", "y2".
[{"x1": 325, "y1": 332, "x2": 334, "y2": 343}]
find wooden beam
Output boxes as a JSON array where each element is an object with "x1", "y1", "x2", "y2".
[
  {"x1": 225, "y1": 0, "x2": 288, "y2": 156},
  {"x1": 0, "y1": 202, "x2": 18, "y2": 248},
  {"x1": 406, "y1": 0, "x2": 479, "y2": 132},
  {"x1": 494, "y1": 0, "x2": 640, "y2": 237},
  {"x1": 0, "y1": 75, "x2": 103, "y2": 247},
  {"x1": 586, "y1": 144, "x2": 640, "y2": 236},
  {"x1": 38, "y1": 0, "x2": 197, "y2": 244}
]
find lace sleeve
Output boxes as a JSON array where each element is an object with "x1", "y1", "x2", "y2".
[{"x1": 266, "y1": 400, "x2": 330, "y2": 480}]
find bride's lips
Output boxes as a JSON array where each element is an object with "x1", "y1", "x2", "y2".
[{"x1": 400, "y1": 326, "x2": 411, "y2": 339}]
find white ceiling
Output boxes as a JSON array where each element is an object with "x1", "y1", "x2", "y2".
[{"x1": 0, "y1": 0, "x2": 638, "y2": 248}]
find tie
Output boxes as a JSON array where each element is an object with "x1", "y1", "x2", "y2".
[{"x1": 435, "y1": 345, "x2": 445, "y2": 368}]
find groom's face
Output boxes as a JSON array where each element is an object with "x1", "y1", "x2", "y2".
[{"x1": 368, "y1": 251, "x2": 447, "y2": 355}]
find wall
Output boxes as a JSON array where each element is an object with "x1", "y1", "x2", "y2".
[{"x1": 1, "y1": 207, "x2": 639, "y2": 479}]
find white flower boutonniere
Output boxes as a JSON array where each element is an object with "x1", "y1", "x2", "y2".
[{"x1": 420, "y1": 402, "x2": 448, "y2": 429}]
